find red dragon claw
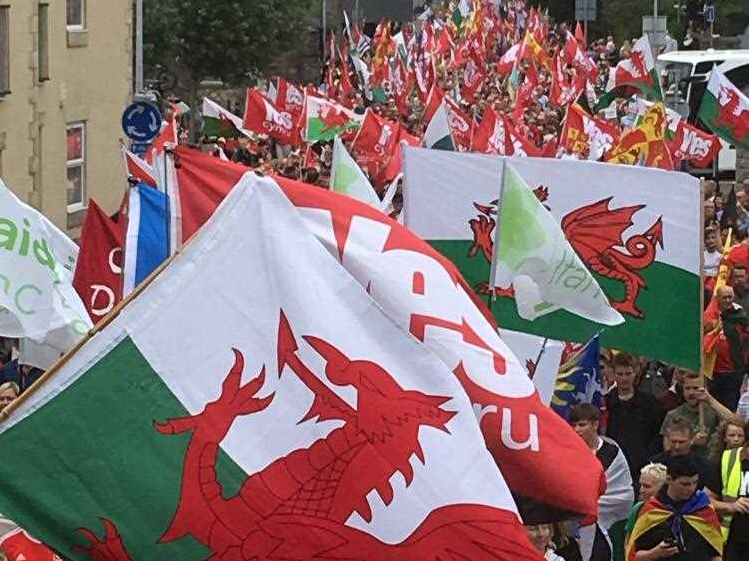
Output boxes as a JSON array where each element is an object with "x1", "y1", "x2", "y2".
[
  {"x1": 154, "y1": 349, "x2": 273, "y2": 442},
  {"x1": 612, "y1": 300, "x2": 644, "y2": 319},
  {"x1": 276, "y1": 311, "x2": 299, "y2": 378},
  {"x1": 72, "y1": 519, "x2": 133, "y2": 561}
]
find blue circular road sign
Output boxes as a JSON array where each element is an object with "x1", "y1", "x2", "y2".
[{"x1": 121, "y1": 102, "x2": 162, "y2": 142}]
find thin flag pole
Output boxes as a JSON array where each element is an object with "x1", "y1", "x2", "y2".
[{"x1": 487, "y1": 158, "x2": 508, "y2": 308}]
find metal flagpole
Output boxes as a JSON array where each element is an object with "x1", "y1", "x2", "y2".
[{"x1": 135, "y1": 0, "x2": 143, "y2": 93}]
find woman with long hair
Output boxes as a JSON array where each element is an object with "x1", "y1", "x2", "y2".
[{"x1": 708, "y1": 419, "x2": 747, "y2": 464}]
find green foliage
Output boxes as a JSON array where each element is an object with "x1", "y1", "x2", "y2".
[{"x1": 144, "y1": 0, "x2": 313, "y2": 96}]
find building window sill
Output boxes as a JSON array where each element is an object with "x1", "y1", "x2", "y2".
[
  {"x1": 66, "y1": 207, "x2": 85, "y2": 230},
  {"x1": 66, "y1": 29, "x2": 88, "y2": 48}
]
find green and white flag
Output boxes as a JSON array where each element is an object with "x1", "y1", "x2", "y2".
[
  {"x1": 423, "y1": 102, "x2": 456, "y2": 151},
  {"x1": 202, "y1": 98, "x2": 250, "y2": 139},
  {"x1": 698, "y1": 67, "x2": 749, "y2": 150},
  {"x1": 330, "y1": 136, "x2": 382, "y2": 208},
  {"x1": 0, "y1": 179, "x2": 91, "y2": 367},
  {"x1": 492, "y1": 163, "x2": 624, "y2": 326},
  {"x1": 402, "y1": 147, "x2": 701, "y2": 368},
  {"x1": 0, "y1": 173, "x2": 538, "y2": 561},
  {"x1": 304, "y1": 96, "x2": 362, "y2": 142}
]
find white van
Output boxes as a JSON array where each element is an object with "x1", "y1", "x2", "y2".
[{"x1": 658, "y1": 49, "x2": 749, "y2": 175}]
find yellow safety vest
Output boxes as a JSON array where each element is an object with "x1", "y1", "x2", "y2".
[{"x1": 720, "y1": 446, "x2": 745, "y2": 539}]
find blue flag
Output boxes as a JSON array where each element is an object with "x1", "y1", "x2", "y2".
[
  {"x1": 123, "y1": 183, "x2": 169, "y2": 295},
  {"x1": 551, "y1": 336, "x2": 603, "y2": 420}
]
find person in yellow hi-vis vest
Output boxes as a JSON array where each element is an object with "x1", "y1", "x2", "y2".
[{"x1": 709, "y1": 445, "x2": 749, "y2": 561}]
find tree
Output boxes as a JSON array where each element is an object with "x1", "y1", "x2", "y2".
[{"x1": 143, "y1": 0, "x2": 313, "y2": 136}]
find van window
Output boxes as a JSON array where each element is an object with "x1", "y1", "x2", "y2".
[{"x1": 695, "y1": 60, "x2": 724, "y2": 74}]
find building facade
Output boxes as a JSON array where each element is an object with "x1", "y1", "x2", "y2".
[{"x1": 0, "y1": 0, "x2": 131, "y2": 236}]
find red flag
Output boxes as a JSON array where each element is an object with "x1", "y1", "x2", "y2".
[
  {"x1": 146, "y1": 120, "x2": 177, "y2": 165},
  {"x1": 242, "y1": 88, "x2": 298, "y2": 145},
  {"x1": 504, "y1": 118, "x2": 542, "y2": 157},
  {"x1": 497, "y1": 43, "x2": 520, "y2": 75},
  {"x1": 443, "y1": 96, "x2": 474, "y2": 151},
  {"x1": 376, "y1": 126, "x2": 421, "y2": 186},
  {"x1": 0, "y1": 527, "x2": 62, "y2": 561},
  {"x1": 471, "y1": 108, "x2": 506, "y2": 155},
  {"x1": 460, "y1": 48, "x2": 488, "y2": 103},
  {"x1": 123, "y1": 148, "x2": 157, "y2": 187},
  {"x1": 338, "y1": 46, "x2": 354, "y2": 104},
  {"x1": 560, "y1": 104, "x2": 620, "y2": 160},
  {"x1": 550, "y1": 56, "x2": 584, "y2": 107},
  {"x1": 422, "y1": 85, "x2": 445, "y2": 125},
  {"x1": 73, "y1": 199, "x2": 124, "y2": 321},
  {"x1": 574, "y1": 21, "x2": 585, "y2": 45},
  {"x1": 563, "y1": 33, "x2": 598, "y2": 82},
  {"x1": 275, "y1": 78, "x2": 305, "y2": 119},
  {"x1": 667, "y1": 121, "x2": 721, "y2": 168},
  {"x1": 351, "y1": 110, "x2": 399, "y2": 159}
]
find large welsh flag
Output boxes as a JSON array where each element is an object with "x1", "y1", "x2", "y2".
[
  {"x1": 0, "y1": 175, "x2": 542, "y2": 561},
  {"x1": 154, "y1": 146, "x2": 607, "y2": 521},
  {"x1": 403, "y1": 147, "x2": 702, "y2": 369},
  {"x1": 698, "y1": 67, "x2": 749, "y2": 150}
]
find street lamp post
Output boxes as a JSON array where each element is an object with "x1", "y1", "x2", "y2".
[{"x1": 135, "y1": 0, "x2": 143, "y2": 93}]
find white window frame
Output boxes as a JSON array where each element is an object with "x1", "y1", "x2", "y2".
[
  {"x1": 66, "y1": 122, "x2": 86, "y2": 213},
  {"x1": 66, "y1": 0, "x2": 85, "y2": 31}
]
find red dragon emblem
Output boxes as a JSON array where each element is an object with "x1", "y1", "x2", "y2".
[
  {"x1": 319, "y1": 104, "x2": 356, "y2": 137},
  {"x1": 468, "y1": 187, "x2": 664, "y2": 319},
  {"x1": 715, "y1": 86, "x2": 749, "y2": 143},
  {"x1": 72, "y1": 311, "x2": 539, "y2": 561}
]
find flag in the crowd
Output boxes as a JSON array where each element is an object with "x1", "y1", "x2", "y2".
[
  {"x1": 626, "y1": 492, "x2": 723, "y2": 561},
  {"x1": 122, "y1": 147, "x2": 157, "y2": 187},
  {"x1": 72, "y1": 200, "x2": 123, "y2": 322},
  {"x1": 0, "y1": 175, "x2": 543, "y2": 561},
  {"x1": 423, "y1": 88, "x2": 472, "y2": 150},
  {"x1": 330, "y1": 135, "x2": 382, "y2": 208},
  {"x1": 560, "y1": 104, "x2": 620, "y2": 160},
  {"x1": 635, "y1": 97, "x2": 683, "y2": 138},
  {"x1": 461, "y1": 48, "x2": 487, "y2": 103},
  {"x1": 667, "y1": 120, "x2": 721, "y2": 168},
  {"x1": 0, "y1": 179, "x2": 91, "y2": 367},
  {"x1": 498, "y1": 329, "x2": 565, "y2": 406},
  {"x1": 242, "y1": 88, "x2": 298, "y2": 145},
  {"x1": 563, "y1": 33, "x2": 597, "y2": 82},
  {"x1": 698, "y1": 67, "x2": 749, "y2": 150},
  {"x1": 122, "y1": 183, "x2": 169, "y2": 296},
  {"x1": 0, "y1": 517, "x2": 61, "y2": 561},
  {"x1": 350, "y1": 109, "x2": 399, "y2": 158},
  {"x1": 452, "y1": 0, "x2": 472, "y2": 28},
  {"x1": 595, "y1": 35, "x2": 661, "y2": 110},
  {"x1": 275, "y1": 78, "x2": 305, "y2": 118},
  {"x1": 551, "y1": 335, "x2": 603, "y2": 420},
  {"x1": 497, "y1": 43, "x2": 520, "y2": 75},
  {"x1": 504, "y1": 118, "x2": 542, "y2": 157},
  {"x1": 606, "y1": 102, "x2": 675, "y2": 170},
  {"x1": 402, "y1": 148, "x2": 701, "y2": 369},
  {"x1": 304, "y1": 96, "x2": 362, "y2": 142},
  {"x1": 146, "y1": 119, "x2": 177, "y2": 165},
  {"x1": 166, "y1": 146, "x2": 606, "y2": 521},
  {"x1": 492, "y1": 163, "x2": 624, "y2": 325},
  {"x1": 472, "y1": 108, "x2": 507, "y2": 155},
  {"x1": 550, "y1": 56, "x2": 584, "y2": 107},
  {"x1": 423, "y1": 101, "x2": 456, "y2": 151},
  {"x1": 201, "y1": 97, "x2": 249, "y2": 139}
]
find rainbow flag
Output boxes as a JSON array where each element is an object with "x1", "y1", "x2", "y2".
[{"x1": 626, "y1": 491, "x2": 723, "y2": 561}]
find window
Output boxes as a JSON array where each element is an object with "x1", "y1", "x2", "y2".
[
  {"x1": 0, "y1": 6, "x2": 9, "y2": 95},
  {"x1": 38, "y1": 3, "x2": 49, "y2": 82},
  {"x1": 66, "y1": 0, "x2": 84, "y2": 29},
  {"x1": 66, "y1": 123, "x2": 86, "y2": 211}
]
